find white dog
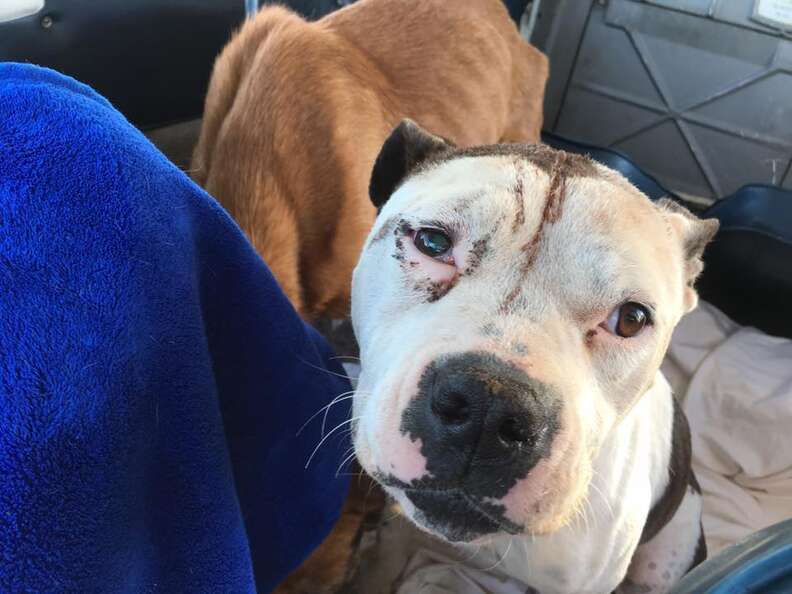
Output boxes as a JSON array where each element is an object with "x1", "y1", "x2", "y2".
[{"x1": 349, "y1": 120, "x2": 719, "y2": 594}]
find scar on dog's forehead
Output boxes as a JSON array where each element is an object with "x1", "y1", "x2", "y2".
[
  {"x1": 500, "y1": 149, "x2": 578, "y2": 311},
  {"x1": 512, "y1": 160, "x2": 526, "y2": 232},
  {"x1": 371, "y1": 215, "x2": 400, "y2": 243}
]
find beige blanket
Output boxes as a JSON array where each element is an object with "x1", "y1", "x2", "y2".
[{"x1": 662, "y1": 301, "x2": 792, "y2": 555}]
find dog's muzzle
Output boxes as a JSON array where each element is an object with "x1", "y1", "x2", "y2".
[{"x1": 395, "y1": 351, "x2": 561, "y2": 538}]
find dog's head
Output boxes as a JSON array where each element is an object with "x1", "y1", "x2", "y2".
[{"x1": 350, "y1": 120, "x2": 718, "y2": 543}]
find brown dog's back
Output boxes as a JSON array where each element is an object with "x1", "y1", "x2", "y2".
[{"x1": 192, "y1": 0, "x2": 547, "y2": 319}]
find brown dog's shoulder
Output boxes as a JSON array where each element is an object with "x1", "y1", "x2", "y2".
[
  {"x1": 190, "y1": 5, "x2": 310, "y2": 186},
  {"x1": 236, "y1": 4, "x2": 307, "y2": 47}
]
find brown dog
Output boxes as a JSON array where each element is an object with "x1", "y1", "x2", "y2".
[{"x1": 191, "y1": 0, "x2": 548, "y2": 320}]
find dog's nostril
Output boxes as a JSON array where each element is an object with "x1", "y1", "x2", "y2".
[
  {"x1": 431, "y1": 391, "x2": 471, "y2": 425},
  {"x1": 498, "y1": 417, "x2": 529, "y2": 446}
]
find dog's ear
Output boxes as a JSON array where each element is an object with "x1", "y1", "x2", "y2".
[
  {"x1": 369, "y1": 119, "x2": 455, "y2": 209},
  {"x1": 657, "y1": 198, "x2": 719, "y2": 312}
]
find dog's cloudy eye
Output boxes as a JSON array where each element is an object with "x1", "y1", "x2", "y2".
[
  {"x1": 414, "y1": 228, "x2": 452, "y2": 259},
  {"x1": 605, "y1": 302, "x2": 650, "y2": 338}
]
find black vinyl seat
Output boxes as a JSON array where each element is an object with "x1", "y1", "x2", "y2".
[{"x1": 0, "y1": 1, "x2": 346, "y2": 130}]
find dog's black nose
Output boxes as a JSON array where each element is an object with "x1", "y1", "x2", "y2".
[
  {"x1": 401, "y1": 352, "x2": 559, "y2": 491},
  {"x1": 429, "y1": 368, "x2": 533, "y2": 453}
]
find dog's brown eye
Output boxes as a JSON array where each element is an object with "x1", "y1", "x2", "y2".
[
  {"x1": 414, "y1": 228, "x2": 452, "y2": 259},
  {"x1": 605, "y1": 302, "x2": 651, "y2": 338}
]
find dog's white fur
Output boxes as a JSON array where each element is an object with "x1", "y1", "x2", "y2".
[{"x1": 351, "y1": 148, "x2": 714, "y2": 593}]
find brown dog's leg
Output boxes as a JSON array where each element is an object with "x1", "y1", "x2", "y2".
[
  {"x1": 244, "y1": 202, "x2": 306, "y2": 317},
  {"x1": 203, "y1": 152, "x2": 307, "y2": 315}
]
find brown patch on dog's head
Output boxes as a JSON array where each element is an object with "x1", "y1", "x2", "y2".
[{"x1": 465, "y1": 235, "x2": 492, "y2": 276}]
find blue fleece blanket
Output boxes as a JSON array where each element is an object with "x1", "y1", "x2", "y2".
[{"x1": 0, "y1": 63, "x2": 352, "y2": 593}]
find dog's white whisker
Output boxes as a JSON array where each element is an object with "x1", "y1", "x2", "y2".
[
  {"x1": 520, "y1": 536, "x2": 531, "y2": 560},
  {"x1": 304, "y1": 416, "x2": 361, "y2": 469},
  {"x1": 460, "y1": 542, "x2": 482, "y2": 563},
  {"x1": 337, "y1": 445, "x2": 355, "y2": 462},
  {"x1": 319, "y1": 397, "x2": 356, "y2": 436},
  {"x1": 569, "y1": 503, "x2": 580, "y2": 531},
  {"x1": 581, "y1": 495, "x2": 593, "y2": 533},
  {"x1": 588, "y1": 477, "x2": 615, "y2": 522},
  {"x1": 583, "y1": 495, "x2": 595, "y2": 533},
  {"x1": 335, "y1": 449, "x2": 358, "y2": 477},
  {"x1": 297, "y1": 356, "x2": 354, "y2": 381},
  {"x1": 295, "y1": 391, "x2": 357, "y2": 436},
  {"x1": 321, "y1": 391, "x2": 366, "y2": 436},
  {"x1": 482, "y1": 538, "x2": 512, "y2": 572}
]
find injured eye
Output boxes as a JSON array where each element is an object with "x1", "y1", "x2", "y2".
[
  {"x1": 414, "y1": 228, "x2": 453, "y2": 263},
  {"x1": 603, "y1": 302, "x2": 651, "y2": 338}
]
